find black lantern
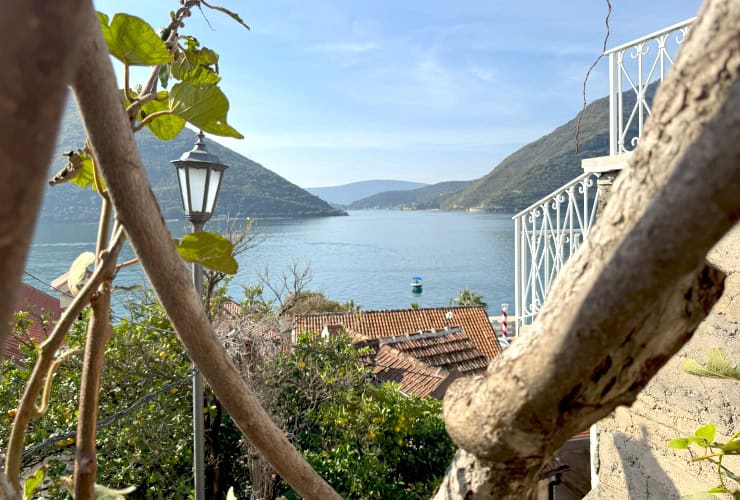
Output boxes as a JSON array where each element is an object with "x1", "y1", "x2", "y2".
[{"x1": 171, "y1": 131, "x2": 228, "y2": 225}]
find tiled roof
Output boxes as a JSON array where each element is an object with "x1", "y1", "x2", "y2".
[
  {"x1": 371, "y1": 345, "x2": 450, "y2": 398},
  {"x1": 293, "y1": 306, "x2": 501, "y2": 359},
  {"x1": 381, "y1": 329, "x2": 488, "y2": 376},
  {"x1": 7, "y1": 283, "x2": 63, "y2": 362}
]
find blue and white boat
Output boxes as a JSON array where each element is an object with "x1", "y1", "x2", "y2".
[{"x1": 410, "y1": 276, "x2": 423, "y2": 293}]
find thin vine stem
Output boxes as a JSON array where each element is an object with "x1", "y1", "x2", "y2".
[{"x1": 4, "y1": 228, "x2": 126, "y2": 492}]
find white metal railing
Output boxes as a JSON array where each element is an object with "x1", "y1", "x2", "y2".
[
  {"x1": 607, "y1": 18, "x2": 694, "y2": 155},
  {"x1": 513, "y1": 172, "x2": 601, "y2": 333}
]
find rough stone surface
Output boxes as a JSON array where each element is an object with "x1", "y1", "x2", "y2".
[{"x1": 586, "y1": 224, "x2": 740, "y2": 499}]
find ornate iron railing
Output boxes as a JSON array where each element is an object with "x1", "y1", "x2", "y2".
[
  {"x1": 513, "y1": 172, "x2": 601, "y2": 333},
  {"x1": 607, "y1": 18, "x2": 694, "y2": 155}
]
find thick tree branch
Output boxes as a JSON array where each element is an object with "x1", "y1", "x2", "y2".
[
  {"x1": 70, "y1": 3, "x2": 341, "y2": 499},
  {"x1": 0, "y1": 0, "x2": 87, "y2": 359},
  {"x1": 435, "y1": 1, "x2": 740, "y2": 498}
]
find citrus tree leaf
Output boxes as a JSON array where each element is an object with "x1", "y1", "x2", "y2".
[
  {"x1": 171, "y1": 45, "x2": 221, "y2": 86},
  {"x1": 23, "y1": 465, "x2": 46, "y2": 500},
  {"x1": 68, "y1": 252, "x2": 96, "y2": 296},
  {"x1": 176, "y1": 231, "x2": 238, "y2": 274},
  {"x1": 141, "y1": 91, "x2": 186, "y2": 141},
  {"x1": 98, "y1": 12, "x2": 171, "y2": 66},
  {"x1": 169, "y1": 82, "x2": 243, "y2": 138}
]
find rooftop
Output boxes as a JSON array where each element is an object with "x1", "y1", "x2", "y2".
[{"x1": 293, "y1": 306, "x2": 501, "y2": 360}]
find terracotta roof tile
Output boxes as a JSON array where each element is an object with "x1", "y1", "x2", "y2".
[
  {"x1": 8, "y1": 283, "x2": 63, "y2": 362},
  {"x1": 372, "y1": 346, "x2": 449, "y2": 398},
  {"x1": 293, "y1": 306, "x2": 501, "y2": 360},
  {"x1": 382, "y1": 329, "x2": 488, "y2": 376}
]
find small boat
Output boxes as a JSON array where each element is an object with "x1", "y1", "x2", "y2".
[{"x1": 410, "y1": 276, "x2": 423, "y2": 293}]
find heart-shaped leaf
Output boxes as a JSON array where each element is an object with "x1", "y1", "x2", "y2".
[
  {"x1": 98, "y1": 12, "x2": 171, "y2": 66},
  {"x1": 176, "y1": 231, "x2": 238, "y2": 274}
]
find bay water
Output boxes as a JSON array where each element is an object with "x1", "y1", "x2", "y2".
[{"x1": 25, "y1": 210, "x2": 515, "y2": 314}]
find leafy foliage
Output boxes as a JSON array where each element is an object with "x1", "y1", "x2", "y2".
[
  {"x1": 98, "y1": 13, "x2": 171, "y2": 66},
  {"x1": 452, "y1": 288, "x2": 486, "y2": 307},
  {"x1": 1, "y1": 297, "x2": 246, "y2": 498},
  {"x1": 249, "y1": 334, "x2": 455, "y2": 499},
  {"x1": 669, "y1": 349, "x2": 740, "y2": 498}
]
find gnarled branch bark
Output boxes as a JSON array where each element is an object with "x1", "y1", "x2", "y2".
[
  {"x1": 435, "y1": 0, "x2": 740, "y2": 498},
  {"x1": 70, "y1": 3, "x2": 340, "y2": 499},
  {"x1": 0, "y1": 1, "x2": 87, "y2": 359}
]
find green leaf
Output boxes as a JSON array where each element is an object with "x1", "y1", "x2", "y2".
[
  {"x1": 169, "y1": 82, "x2": 243, "y2": 138},
  {"x1": 695, "y1": 424, "x2": 716, "y2": 443},
  {"x1": 68, "y1": 252, "x2": 96, "y2": 296},
  {"x1": 23, "y1": 465, "x2": 46, "y2": 500},
  {"x1": 68, "y1": 150, "x2": 106, "y2": 192},
  {"x1": 171, "y1": 45, "x2": 221, "y2": 86},
  {"x1": 98, "y1": 12, "x2": 171, "y2": 66},
  {"x1": 141, "y1": 91, "x2": 185, "y2": 141},
  {"x1": 669, "y1": 438, "x2": 690, "y2": 449},
  {"x1": 201, "y1": 2, "x2": 250, "y2": 30},
  {"x1": 175, "y1": 231, "x2": 238, "y2": 274},
  {"x1": 718, "y1": 439, "x2": 740, "y2": 453},
  {"x1": 706, "y1": 486, "x2": 729, "y2": 493},
  {"x1": 681, "y1": 349, "x2": 740, "y2": 380}
]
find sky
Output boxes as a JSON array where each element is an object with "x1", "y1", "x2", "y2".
[{"x1": 96, "y1": 0, "x2": 702, "y2": 188}]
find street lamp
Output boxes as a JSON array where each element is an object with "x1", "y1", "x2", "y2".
[{"x1": 171, "y1": 130, "x2": 228, "y2": 500}]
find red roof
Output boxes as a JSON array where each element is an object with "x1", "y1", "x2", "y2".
[
  {"x1": 7, "y1": 283, "x2": 63, "y2": 362},
  {"x1": 372, "y1": 346, "x2": 450, "y2": 398},
  {"x1": 293, "y1": 306, "x2": 501, "y2": 359}
]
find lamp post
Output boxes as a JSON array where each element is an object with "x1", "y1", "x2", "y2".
[{"x1": 171, "y1": 131, "x2": 228, "y2": 500}]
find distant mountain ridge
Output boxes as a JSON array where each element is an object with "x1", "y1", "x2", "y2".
[
  {"x1": 40, "y1": 101, "x2": 345, "y2": 223},
  {"x1": 306, "y1": 180, "x2": 428, "y2": 206},
  {"x1": 350, "y1": 181, "x2": 470, "y2": 210},
  {"x1": 442, "y1": 86, "x2": 650, "y2": 212}
]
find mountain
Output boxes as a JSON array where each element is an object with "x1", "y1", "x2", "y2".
[
  {"x1": 350, "y1": 180, "x2": 471, "y2": 210},
  {"x1": 306, "y1": 180, "x2": 428, "y2": 206},
  {"x1": 442, "y1": 86, "x2": 650, "y2": 212},
  {"x1": 40, "y1": 102, "x2": 345, "y2": 223}
]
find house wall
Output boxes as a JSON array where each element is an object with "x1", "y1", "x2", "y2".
[{"x1": 585, "y1": 224, "x2": 740, "y2": 499}]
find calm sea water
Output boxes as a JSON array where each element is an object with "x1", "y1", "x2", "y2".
[{"x1": 25, "y1": 210, "x2": 515, "y2": 313}]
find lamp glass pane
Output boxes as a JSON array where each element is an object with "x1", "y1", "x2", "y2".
[
  {"x1": 177, "y1": 168, "x2": 190, "y2": 213},
  {"x1": 188, "y1": 167, "x2": 208, "y2": 213},
  {"x1": 205, "y1": 169, "x2": 222, "y2": 214}
]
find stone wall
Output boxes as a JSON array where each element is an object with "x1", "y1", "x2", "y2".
[{"x1": 586, "y1": 224, "x2": 740, "y2": 499}]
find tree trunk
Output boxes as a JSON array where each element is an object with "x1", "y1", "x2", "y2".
[
  {"x1": 70, "y1": 3, "x2": 341, "y2": 499},
  {"x1": 435, "y1": 0, "x2": 740, "y2": 498},
  {"x1": 0, "y1": 0, "x2": 86, "y2": 357}
]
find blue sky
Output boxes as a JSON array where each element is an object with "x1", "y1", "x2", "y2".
[{"x1": 96, "y1": 0, "x2": 701, "y2": 188}]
